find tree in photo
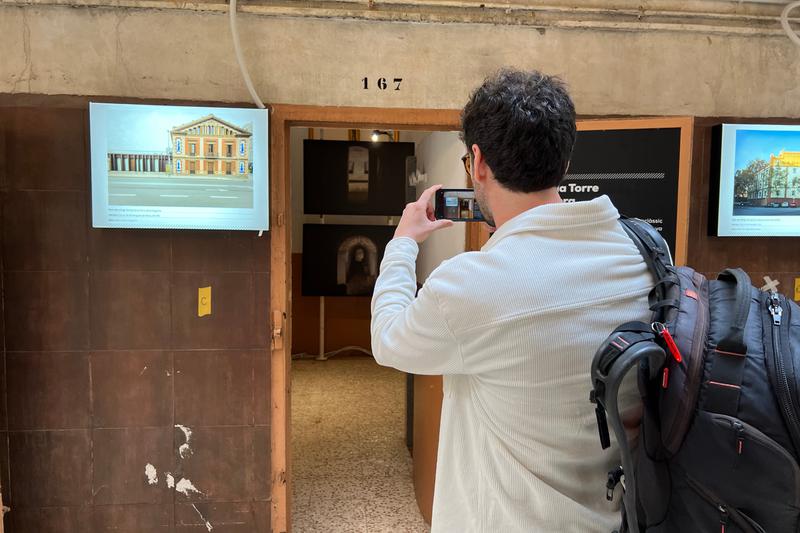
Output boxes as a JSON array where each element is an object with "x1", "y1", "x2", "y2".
[
  {"x1": 734, "y1": 159, "x2": 767, "y2": 200},
  {"x1": 774, "y1": 166, "x2": 790, "y2": 199}
]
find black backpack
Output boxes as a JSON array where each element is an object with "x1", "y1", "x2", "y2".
[{"x1": 590, "y1": 218, "x2": 800, "y2": 533}]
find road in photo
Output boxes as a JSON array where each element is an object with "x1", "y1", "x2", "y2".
[
  {"x1": 109, "y1": 173, "x2": 254, "y2": 208},
  {"x1": 733, "y1": 206, "x2": 800, "y2": 216}
]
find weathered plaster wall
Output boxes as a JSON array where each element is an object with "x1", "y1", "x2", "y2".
[{"x1": 1, "y1": 2, "x2": 799, "y2": 116}]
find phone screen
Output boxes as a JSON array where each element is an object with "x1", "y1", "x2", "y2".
[{"x1": 435, "y1": 189, "x2": 485, "y2": 222}]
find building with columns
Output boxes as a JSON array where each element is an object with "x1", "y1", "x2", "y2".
[{"x1": 170, "y1": 115, "x2": 252, "y2": 177}]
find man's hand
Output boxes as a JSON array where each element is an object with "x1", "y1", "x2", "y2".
[{"x1": 394, "y1": 185, "x2": 455, "y2": 243}]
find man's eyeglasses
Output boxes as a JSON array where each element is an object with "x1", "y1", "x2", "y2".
[{"x1": 461, "y1": 153, "x2": 471, "y2": 177}]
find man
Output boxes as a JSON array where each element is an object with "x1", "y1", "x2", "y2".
[{"x1": 370, "y1": 69, "x2": 652, "y2": 532}]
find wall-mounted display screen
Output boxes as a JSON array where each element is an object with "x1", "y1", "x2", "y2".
[
  {"x1": 303, "y1": 140, "x2": 414, "y2": 216},
  {"x1": 302, "y1": 224, "x2": 396, "y2": 297},
  {"x1": 710, "y1": 124, "x2": 800, "y2": 237},
  {"x1": 90, "y1": 102, "x2": 269, "y2": 230}
]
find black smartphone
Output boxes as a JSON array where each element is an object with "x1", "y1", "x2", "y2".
[{"x1": 434, "y1": 188, "x2": 485, "y2": 222}]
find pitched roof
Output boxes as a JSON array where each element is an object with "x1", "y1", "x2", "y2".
[{"x1": 171, "y1": 115, "x2": 252, "y2": 136}]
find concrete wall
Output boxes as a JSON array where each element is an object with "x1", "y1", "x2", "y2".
[{"x1": 1, "y1": 2, "x2": 800, "y2": 117}]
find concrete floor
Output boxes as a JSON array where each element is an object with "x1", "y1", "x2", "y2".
[{"x1": 291, "y1": 357, "x2": 430, "y2": 533}]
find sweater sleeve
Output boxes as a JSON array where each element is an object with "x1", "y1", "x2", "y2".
[{"x1": 370, "y1": 237, "x2": 464, "y2": 375}]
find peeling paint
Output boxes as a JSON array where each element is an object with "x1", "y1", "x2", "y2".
[
  {"x1": 176, "y1": 424, "x2": 194, "y2": 458},
  {"x1": 140, "y1": 365, "x2": 148, "y2": 375},
  {"x1": 191, "y1": 503, "x2": 214, "y2": 531},
  {"x1": 175, "y1": 477, "x2": 203, "y2": 497},
  {"x1": 145, "y1": 463, "x2": 158, "y2": 485},
  {"x1": 179, "y1": 443, "x2": 193, "y2": 458},
  {"x1": 175, "y1": 424, "x2": 193, "y2": 442},
  {"x1": 166, "y1": 472, "x2": 175, "y2": 489}
]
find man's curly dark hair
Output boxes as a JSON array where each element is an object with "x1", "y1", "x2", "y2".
[{"x1": 461, "y1": 69, "x2": 577, "y2": 193}]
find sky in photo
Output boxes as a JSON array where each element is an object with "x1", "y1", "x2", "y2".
[
  {"x1": 735, "y1": 129, "x2": 800, "y2": 171},
  {"x1": 97, "y1": 104, "x2": 259, "y2": 153}
]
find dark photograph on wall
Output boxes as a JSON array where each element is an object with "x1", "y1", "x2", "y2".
[
  {"x1": 304, "y1": 140, "x2": 415, "y2": 216},
  {"x1": 562, "y1": 128, "x2": 681, "y2": 255},
  {"x1": 302, "y1": 224, "x2": 396, "y2": 296}
]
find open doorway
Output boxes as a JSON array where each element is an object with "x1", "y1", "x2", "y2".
[
  {"x1": 288, "y1": 126, "x2": 466, "y2": 531},
  {"x1": 269, "y1": 106, "x2": 464, "y2": 533}
]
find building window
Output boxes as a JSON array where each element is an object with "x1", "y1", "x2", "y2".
[
  {"x1": 226, "y1": 162, "x2": 232, "y2": 175},
  {"x1": 189, "y1": 161, "x2": 196, "y2": 174},
  {"x1": 176, "y1": 159, "x2": 182, "y2": 173},
  {"x1": 190, "y1": 143, "x2": 196, "y2": 156},
  {"x1": 226, "y1": 144, "x2": 232, "y2": 157},
  {"x1": 208, "y1": 144, "x2": 215, "y2": 155},
  {"x1": 239, "y1": 161, "x2": 245, "y2": 174},
  {"x1": 239, "y1": 140, "x2": 246, "y2": 155}
]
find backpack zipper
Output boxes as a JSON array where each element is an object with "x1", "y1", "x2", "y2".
[
  {"x1": 768, "y1": 293, "x2": 783, "y2": 327},
  {"x1": 685, "y1": 475, "x2": 764, "y2": 533},
  {"x1": 719, "y1": 505, "x2": 729, "y2": 533},
  {"x1": 712, "y1": 413, "x2": 800, "y2": 505},
  {"x1": 767, "y1": 293, "x2": 800, "y2": 456}
]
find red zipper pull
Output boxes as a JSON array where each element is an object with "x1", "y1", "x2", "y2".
[{"x1": 653, "y1": 322, "x2": 682, "y2": 363}]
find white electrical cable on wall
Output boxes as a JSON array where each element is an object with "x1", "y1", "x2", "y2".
[
  {"x1": 781, "y1": 1, "x2": 800, "y2": 48},
  {"x1": 229, "y1": 0, "x2": 265, "y2": 109}
]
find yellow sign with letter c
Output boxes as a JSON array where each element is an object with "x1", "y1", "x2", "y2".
[{"x1": 198, "y1": 286, "x2": 212, "y2": 317}]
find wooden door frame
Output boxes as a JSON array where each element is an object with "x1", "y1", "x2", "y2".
[
  {"x1": 268, "y1": 105, "x2": 462, "y2": 533},
  {"x1": 269, "y1": 110, "x2": 695, "y2": 533}
]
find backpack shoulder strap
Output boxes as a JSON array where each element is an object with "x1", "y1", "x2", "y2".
[
  {"x1": 620, "y1": 217, "x2": 678, "y2": 323},
  {"x1": 619, "y1": 217, "x2": 674, "y2": 280}
]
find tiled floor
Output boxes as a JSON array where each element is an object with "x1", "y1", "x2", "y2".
[{"x1": 291, "y1": 357, "x2": 430, "y2": 533}]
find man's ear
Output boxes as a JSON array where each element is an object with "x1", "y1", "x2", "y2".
[{"x1": 471, "y1": 144, "x2": 488, "y2": 185}]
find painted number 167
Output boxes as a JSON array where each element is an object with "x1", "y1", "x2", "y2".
[{"x1": 362, "y1": 77, "x2": 403, "y2": 91}]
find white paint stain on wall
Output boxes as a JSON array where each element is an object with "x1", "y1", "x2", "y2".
[
  {"x1": 175, "y1": 424, "x2": 194, "y2": 458},
  {"x1": 179, "y1": 443, "x2": 192, "y2": 458},
  {"x1": 143, "y1": 426, "x2": 212, "y2": 529},
  {"x1": 175, "y1": 477, "x2": 203, "y2": 497},
  {"x1": 192, "y1": 504, "x2": 214, "y2": 532},
  {"x1": 145, "y1": 463, "x2": 158, "y2": 485}
]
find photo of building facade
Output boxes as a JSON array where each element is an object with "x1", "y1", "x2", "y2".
[
  {"x1": 746, "y1": 150, "x2": 800, "y2": 206},
  {"x1": 103, "y1": 112, "x2": 256, "y2": 209},
  {"x1": 106, "y1": 115, "x2": 253, "y2": 177},
  {"x1": 170, "y1": 115, "x2": 253, "y2": 177}
]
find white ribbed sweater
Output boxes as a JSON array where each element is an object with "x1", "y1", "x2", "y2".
[{"x1": 371, "y1": 196, "x2": 653, "y2": 532}]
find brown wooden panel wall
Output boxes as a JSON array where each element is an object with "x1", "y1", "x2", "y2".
[
  {"x1": 689, "y1": 119, "x2": 800, "y2": 293},
  {"x1": 0, "y1": 101, "x2": 271, "y2": 532}
]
